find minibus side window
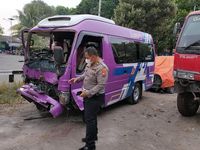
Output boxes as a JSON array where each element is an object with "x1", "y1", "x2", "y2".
[
  {"x1": 138, "y1": 44, "x2": 154, "y2": 62},
  {"x1": 76, "y1": 35, "x2": 103, "y2": 74},
  {"x1": 110, "y1": 37, "x2": 138, "y2": 64},
  {"x1": 126, "y1": 42, "x2": 138, "y2": 63},
  {"x1": 111, "y1": 39, "x2": 126, "y2": 63}
]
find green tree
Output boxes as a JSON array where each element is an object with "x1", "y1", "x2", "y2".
[
  {"x1": 113, "y1": 0, "x2": 176, "y2": 53},
  {"x1": 11, "y1": 23, "x2": 24, "y2": 36},
  {"x1": 17, "y1": 0, "x2": 55, "y2": 29},
  {"x1": 167, "y1": 0, "x2": 200, "y2": 50},
  {"x1": 175, "y1": 0, "x2": 200, "y2": 23},
  {"x1": 76, "y1": 0, "x2": 119, "y2": 18},
  {"x1": 76, "y1": 0, "x2": 98, "y2": 15},
  {"x1": 55, "y1": 6, "x2": 71, "y2": 15},
  {"x1": 101, "y1": 0, "x2": 119, "y2": 18}
]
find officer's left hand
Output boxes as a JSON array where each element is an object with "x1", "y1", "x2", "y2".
[{"x1": 80, "y1": 91, "x2": 88, "y2": 98}]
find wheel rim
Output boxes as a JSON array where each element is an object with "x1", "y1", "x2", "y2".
[{"x1": 134, "y1": 86, "x2": 140, "y2": 101}]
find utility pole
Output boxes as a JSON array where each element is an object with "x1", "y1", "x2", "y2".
[
  {"x1": 8, "y1": 18, "x2": 14, "y2": 45},
  {"x1": 193, "y1": 0, "x2": 198, "y2": 11},
  {"x1": 8, "y1": 18, "x2": 15, "y2": 43},
  {"x1": 194, "y1": 5, "x2": 196, "y2": 11},
  {"x1": 98, "y1": 0, "x2": 102, "y2": 16}
]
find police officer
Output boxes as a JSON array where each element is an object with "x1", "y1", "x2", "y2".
[{"x1": 69, "y1": 46, "x2": 108, "y2": 150}]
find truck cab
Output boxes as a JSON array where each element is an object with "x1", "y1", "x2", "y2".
[{"x1": 174, "y1": 11, "x2": 200, "y2": 116}]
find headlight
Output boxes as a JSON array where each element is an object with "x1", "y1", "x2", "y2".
[
  {"x1": 59, "y1": 91, "x2": 70, "y2": 106},
  {"x1": 177, "y1": 71, "x2": 194, "y2": 80},
  {"x1": 173, "y1": 70, "x2": 177, "y2": 77},
  {"x1": 187, "y1": 73, "x2": 194, "y2": 79}
]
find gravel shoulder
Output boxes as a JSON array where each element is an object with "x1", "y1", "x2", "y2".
[{"x1": 1, "y1": 92, "x2": 200, "y2": 150}]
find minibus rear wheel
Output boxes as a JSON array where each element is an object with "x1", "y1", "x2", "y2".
[
  {"x1": 177, "y1": 92, "x2": 199, "y2": 117},
  {"x1": 127, "y1": 83, "x2": 142, "y2": 105}
]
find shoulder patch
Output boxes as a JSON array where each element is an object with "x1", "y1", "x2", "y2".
[
  {"x1": 99, "y1": 61, "x2": 109, "y2": 71},
  {"x1": 101, "y1": 67, "x2": 107, "y2": 77}
]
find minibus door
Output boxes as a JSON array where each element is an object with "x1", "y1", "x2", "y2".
[{"x1": 70, "y1": 32, "x2": 104, "y2": 110}]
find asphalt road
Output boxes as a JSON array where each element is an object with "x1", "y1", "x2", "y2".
[{"x1": 0, "y1": 54, "x2": 24, "y2": 83}]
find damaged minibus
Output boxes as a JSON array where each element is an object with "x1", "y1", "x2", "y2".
[{"x1": 17, "y1": 15, "x2": 155, "y2": 117}]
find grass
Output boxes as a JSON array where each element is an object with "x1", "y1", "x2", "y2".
[{"x1": 0, "y1": 82, "x2": 24, "y2": 104}]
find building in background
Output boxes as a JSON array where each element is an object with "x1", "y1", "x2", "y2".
[{"x1": 0, "y1": 35, "x2": 21, "y2": 53}]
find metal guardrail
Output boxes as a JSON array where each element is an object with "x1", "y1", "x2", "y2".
[{"x1": 0, "y1": 70, "x2": 23, "y2": 82}]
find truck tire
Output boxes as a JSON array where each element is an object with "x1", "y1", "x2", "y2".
[
  {"x1": 177, "y1": 92, "x2": 199, "y2": 117},
  {"x1": 127, "y1": 83, "x2": 142, "y2": 105}
]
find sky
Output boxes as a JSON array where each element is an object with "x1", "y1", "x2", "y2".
[{"x1": 0, "y1": 0, "x2": 81, "y2": 35}]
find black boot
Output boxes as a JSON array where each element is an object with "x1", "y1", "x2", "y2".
[{"x1": 82, "y1": 137, "x2": 98, "y2": 142}]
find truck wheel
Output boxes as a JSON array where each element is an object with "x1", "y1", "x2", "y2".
[
  {"x1": 177, "y1": 92, "x2": 199, "y2": 117},
  {"x1": 127, "y1": 83, "x2": 142, "y2": 105}
]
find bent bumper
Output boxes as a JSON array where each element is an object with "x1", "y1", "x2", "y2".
[{"x1": 17, "y1": 84, "x2": 63, "y2": 118}]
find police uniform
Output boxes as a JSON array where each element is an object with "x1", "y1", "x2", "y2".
[{"x1": 77, "y1": 59, "x2": 108, "y2": 150}]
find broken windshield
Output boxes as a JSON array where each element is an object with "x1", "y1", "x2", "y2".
[
  {"x1": 30, "y1": 33, "x2": 50, "y2": 51},
  {"x1": 28, "y1": 31, "x2": 75, "y2": 62}
]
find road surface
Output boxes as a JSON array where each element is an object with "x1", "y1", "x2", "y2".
[
  {"x1": 1, "y1": 92, "x2": 200, "y2": 150},
  {"x1": 0, "y1": 54, "x2": 24, "y2": 83}
]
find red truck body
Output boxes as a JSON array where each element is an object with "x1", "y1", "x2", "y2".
[
  {"x1": 174, "y1": 53, "x2": 200, "y2": 74},
  {"x1": 174, "y1": 11, "x2": 200, "y2": 116}
]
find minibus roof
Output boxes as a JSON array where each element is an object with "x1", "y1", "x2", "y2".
[
  {"x1": 33, "y1": 15, "x2": 153, "y2": 44},
  {"x1": 188, "y1": 10, "x2": 200, "y2": 16},
  {"x1": 37, "y1": 14, "x2": 115, "y2": 28}
]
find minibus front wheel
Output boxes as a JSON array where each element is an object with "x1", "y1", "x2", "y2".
[{"x1": 127, "y1": 83, "x2": 142, "y2": 105}]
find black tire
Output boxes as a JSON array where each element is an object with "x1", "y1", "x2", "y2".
[
  {"x1": 166, "y1": 86, "x2": 175, "y2": 94},
  {"x1": 153, "y1": 74, "x2": 162, "y2": 88},
  {"x1": 177, "y1": 92, "x2": 199, "y2": 117},
  {"x1": 127, "y1": 83, "x2": 142, "y2": 105}
]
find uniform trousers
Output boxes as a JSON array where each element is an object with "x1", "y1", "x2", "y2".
[{"x1": 83, "y1": 94, "x2": 104, "y2": 147}]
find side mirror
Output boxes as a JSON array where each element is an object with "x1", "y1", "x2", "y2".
[
  {"x1": 53, "y1": 46, "x2": 64, "y2": 65},
  {"x1": 173, "y1": 22, "x2": 181, "y2": 35}
]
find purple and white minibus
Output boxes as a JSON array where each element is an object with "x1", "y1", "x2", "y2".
[{"x1": 18, "y1": 15, "x2": 155, "y2": 117}]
